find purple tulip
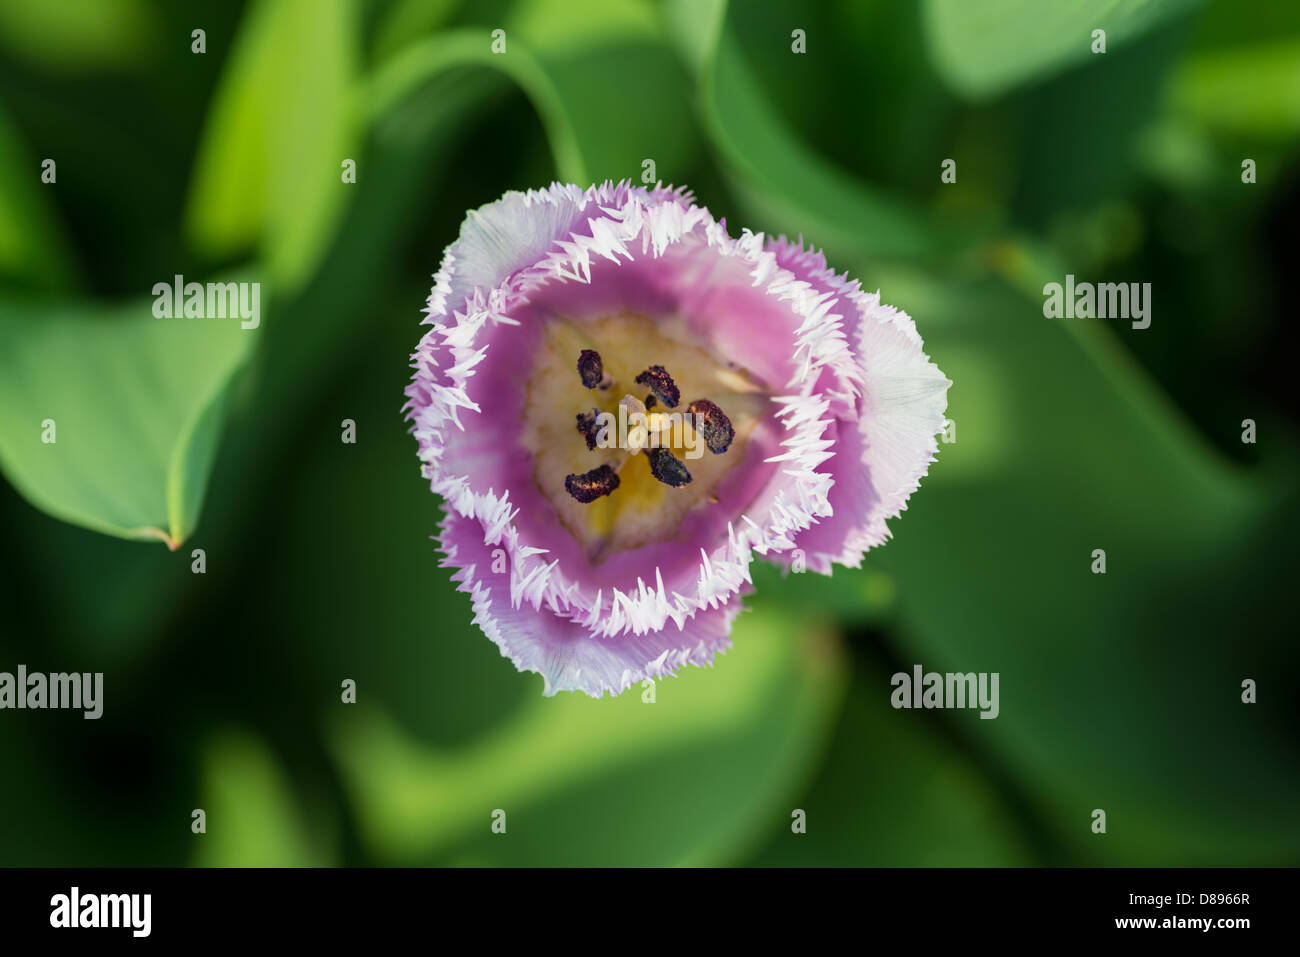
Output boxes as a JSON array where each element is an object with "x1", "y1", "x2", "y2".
[{"x1": 405, "y1": 182, "x2": 949, "y2": 696}]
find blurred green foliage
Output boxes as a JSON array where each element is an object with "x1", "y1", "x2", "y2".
[
  {"x1": 186, "y1": 0, "x2": 359, "y2": 289},
  {"x1": 0, "y1": 295, "x2": 254, "y2": 546},
  {"x1": 0, "y1": 0, "x2": 1297, "y2": 866}
]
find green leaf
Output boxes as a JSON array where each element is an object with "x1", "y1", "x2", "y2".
[
  {"x1": 689, "y1": 3, "x2": 940, "y2": 259},
  {"x1": 184, "y1": 0, "x2": 358, "y2": 289},
  {"x1": 662, "y1": 0, "x2": 726, "y2": 76},
  {"x1": 1170, "y1": 40, "x2": 1300, "y2": 138},
  {"x1": 0, "y1": 103, "x2": 76, "y2": 291},
  {"x1": 365, "y1": 29, "x2": 589, "y2": 183},
  {"x1": 0, "y1": 0, "x2": 156, "y2": 74},
  {"x1": 507, "y1": 0, "x2": 699, "y2": 184},
  {"x1": 193, "y1": 729, "x2": 332, "y2": 867},
  {"x1": 749, "y1": 672, "x2": 1035, "y2": 866},
  {"x1": 1185, "y1": 0, "x2": 1300, "y2": 54},
  {"x1": 508, "y1": 0, "x2": 661, "y2": 56},
  {"x1": 370, "y1": 0, "x2": 464, "y2": 63},
  {"x1": 1007, "y1": 21, "x2": 1186, "y2": 226},
  {"x1": 872, "y1": 263, "x2": 1300, "y2": 863},
  {"x1": 922, "y1": 0, "x2": 1204, "y2": 99},
  {"x1": 0, "y1": 296, "x2": 256, "y2": 547},
  {"x1": 749, "y1": 560, "x2": 898, "y2": 628},
  {"x1": 367, "y1": 1, "x2": 698, "y2": 187},
  {"x1": 329, "y1": 607, "x2": 846, "y2": 866}
]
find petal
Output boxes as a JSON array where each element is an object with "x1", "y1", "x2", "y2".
[
  {"x1": 766, "y1": 237, "x2": 951, "y2": 572},
  {"x1": 427, "y1": 181, "x2": 693, "y2": 325},
  {"x1": 408, "y1": 186, "x2": 872, "y2": 638},
  {"x1": 439, "y1": 509, "x2": 745, "y2": 697}
]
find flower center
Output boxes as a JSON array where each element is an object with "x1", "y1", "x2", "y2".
[{"x1": 522, "y1": 313, "x2": 766, "y2": 562}]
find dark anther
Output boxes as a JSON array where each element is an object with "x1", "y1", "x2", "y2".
[
  {"x1": 575, "y1": 409, "x2": 601, "y2": 450},
  {"x1": 635, "y1": 365, "x2": 680, "y2": 408},
  {"x1": 687, "y1": 399, "x2": 734, "y2": 454},
  {"x1": 577, "y1": 349, "x2": 605, "y2": 389},
  {"x1": 565, "y1": 465, "x2": 620, "y2": 503},
  {"x1": 647, "y1": 448, "x2": 692, "y2": 488},
  {"x1": 645, "y1": 394, "x2": 657, "y2": 409}
]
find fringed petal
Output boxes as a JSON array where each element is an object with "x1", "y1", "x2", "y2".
[{"x1": 439, "y1": 509, "x2": 745, "y2": 697}]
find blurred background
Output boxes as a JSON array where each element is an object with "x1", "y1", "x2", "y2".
[{"x1": 0, "y1": 0, "x2": 1297, "y2": 866}]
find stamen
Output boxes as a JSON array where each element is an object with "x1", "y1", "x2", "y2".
[
  {"x1": 687, "y1": 399, "x2": 735, "y2": 454},
  {"x1": 575, "y1": 409, "x2": 601, "y2": 450},
  {"x1": 565, "y1": 465, "x2": 620, "y2": 503},
  {"x1": 635, "y1": 365, "x2": 680, "y2": 409},
  {"x1": 645, "y1": 394, "x2": 657, "y2": 409},
  {"x1": 577, "y1": 349, "x2": 606, "y2": 389},
  {"x1": 647, "y1": 448, "x2": 692, "y2": 487}
]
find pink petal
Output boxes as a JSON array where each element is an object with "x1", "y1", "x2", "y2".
[
  {"x1": 439, "y1": 509, "x2": 745, "y2": 697},
  {"x1": 767, "y1": 237, "x2": 950, "y2": 572}
]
